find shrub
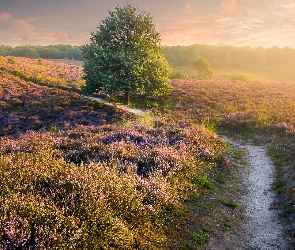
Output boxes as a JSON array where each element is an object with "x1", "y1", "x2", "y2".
[
  {"x1": 7, "y1": 57, "x2": 16, "y2": 64},
  {"x1": 193, "y1": 175, "x2": 215, "y2": 190},
  {"x1": 191, "y1": 230, "x2": 210, "y2": 244},
  {"x1": 37, "y1": 58, "x2": 43, "y2": 65},
  {"x1": 230, "y1": 74, "x2": 250, "y2": 82},
  {"x1": 169, "y1": 71, "x2": 188, "y2": 80},
  {"x1": 0, "y1": 133, "x2": 169, "y2": 248}
]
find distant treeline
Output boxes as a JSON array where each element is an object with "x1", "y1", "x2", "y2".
[
  {"x1": 0, "y1": 44, "x2": 83, "y2": 61},
  {"x1": 162, "y1": 44, "x2": 295, "y2": 69},
  {"x1": 1, "y1": 44, "x2": 295, "y2": 70}
]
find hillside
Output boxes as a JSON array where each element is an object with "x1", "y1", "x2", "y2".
[
  {"x1": 0, "y1": 57, "x2": 231, "y2": 249},
  {"x1": 0, "y1": 56, "x2": 294, "y2": 248}
]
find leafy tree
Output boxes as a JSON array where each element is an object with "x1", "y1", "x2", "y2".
[
  {"x1": 193, "y1": 56, "x2": 213, "y2": 79},
  {"x1": 82, "y1": 4, "x2": 172, "y2": 105}
]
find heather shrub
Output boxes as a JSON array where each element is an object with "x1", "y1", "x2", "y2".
[
  {"x1": 0, "y1": 61, "x2": 233, "y2": 248},
  {"x1": 0, "y1": 56, "x2": 85, "y2": 90},
  {"x1": 0, "y1": 132, "x2": 170, "y2": 248},
  {"x1": 0, "y1": 119, "x2": 227, "y2": 248}
]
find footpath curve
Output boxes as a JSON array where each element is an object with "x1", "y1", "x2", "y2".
[{"x1": 84, "y1": 95, "x2": 147, "y2": 117}]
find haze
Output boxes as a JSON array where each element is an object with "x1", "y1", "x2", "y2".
[{"x1": 0, "y1": 0, "x2": 294, "y2": 48}]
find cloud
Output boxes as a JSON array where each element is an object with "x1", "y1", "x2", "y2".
[
  {"x1": 53, "y1": 32, "x2": 69, "y2": 43},
  {"x1": 185, "y1": 3, "x2": 194, "y2": 14},
  {"x1": 222, "y1": 0, "x2": 238, "y2": 11},
  {"x1": 0, "y1": 12, "x2": 11, "y2": 20},
  {"x1": 0, "y1": 16, "x2": 69, "y2": 46}
]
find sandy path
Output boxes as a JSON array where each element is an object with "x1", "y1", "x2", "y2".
[
  {"x1": 240, "y1": 144, "x2": 288, "y2": 249},
  {"x1": 84, "y1": 95, "x2": 147, "y2": 117},
  {"x1": 212, "y1": 139, "x2": 291, "y2": 250}
]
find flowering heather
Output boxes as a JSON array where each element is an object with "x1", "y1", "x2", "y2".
[
  {"x1": 157, "y1": 78, "x2": 295, "y2": 241},
  {"x1": 165, "y1": 79, "x2": 295, "y2": 133},
  {"x1": 0, "y1": 72, "x2": 124, "y2": 135},
  {"x1": 0, "y1": 65, "x2": 228, "y2": 248},
  {"x1": 0, "y1": 127, "x2": 226, "y2": 248},
  {"x1": 0, "y1": 56, "x2": 85, "y2": 90}
]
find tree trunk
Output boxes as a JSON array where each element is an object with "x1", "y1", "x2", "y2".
[{"x1": 124, "y1": 91, "x2": 130, "y2": 105}]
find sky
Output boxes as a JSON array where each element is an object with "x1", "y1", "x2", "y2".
[{"x1": 0, "y1": 0, "x2": 295, "y2": 48}]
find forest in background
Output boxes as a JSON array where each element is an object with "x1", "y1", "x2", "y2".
[
  {"x1": 0, "y1": 45, "x2": 83, "y2": 61},
  {"x1": 1, "y1": 44, "x2": 295, "y2": 68},
  {"x1": 1, "y1": 44, "x2": 295, "y2": 83}
]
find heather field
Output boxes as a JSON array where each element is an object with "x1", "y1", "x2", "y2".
[
  {"x1": 0, "y1": 56, "x2": 85, "y2": 91},
  {"x1": 1, "y1": 56, "x2": 294, "y2": 248},
  {"x1": 0, "y1": 57, "x2": 230, "y2": 249},
  {"x1": 164, "y1": 78, "x2": 295, "y2": 241}
]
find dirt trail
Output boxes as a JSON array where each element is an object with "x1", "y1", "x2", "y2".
[
  {"x1": 211, "y1": 138, "x2": 292, "y2": 250},
  {"x1": 242, "y1": 144, "x2": 287, "y2": 249},
  {"x1": 84, "y1": 95, "x2": 147, "y2": 117}
]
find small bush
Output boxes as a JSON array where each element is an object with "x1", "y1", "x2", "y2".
[
  {"x1": 0, "y1": 56, "x2": 3, "y2": 62},
  {"x1": 191, "y1": 230, "x2": 210, "y2": 244},
  {"x1": 37, "y1": 58, "x2": 43, "y2": 65},
  {"x1": 220, "y1": 198, "x2": 238, "y2": 208},
  {"x1": 8, "y1": 57, "x2": 16, "y2": 64},
  {"x1": 193, "y1": 175, "x2": 214, "y2": 190},
  {"x1": 230, "y1": 74, "x2": 250, "y2": 82},
  {"x1": 169, "y1": 71, "x2": 188, "y2": 80}
]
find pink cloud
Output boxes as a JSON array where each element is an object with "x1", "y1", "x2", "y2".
[
  {"x1": 222, "y1": 0, "x2": 238, "y2": 11},
  {"x1": 5, "y1": 17, "x2": 69, "y2": 45},
  {"x1": 13, "y1": 19, "x2": 38, "y2": 36},
  {"x1": 54, "y1": 32, "x2": 69, "y2": 43},
  {"x1": 185, "y1": 3, "x2": 194, "y2": 14},
  {"x1": 0, "y1": 12, "x2": 11, "y2": 20}
]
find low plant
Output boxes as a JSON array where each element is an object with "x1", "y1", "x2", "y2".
[
  {"x1": 191, "y1": 230, "x2": 210, "y2": 244},
  {"x1": 230, "y1": 74, "x2": 250, "y2": 82},
  {"x1": 7, "y1": 57, "x2": 16, "y2": 64},
  {"x1": 193, "y1": 175, "x2": 214, "y2": 190},
  {"x1": 220, "y1": 198, "x2": 238, "y2": 208},
  {"x1": 37, "y1": 58, "x2": 43, "y2": 65},
  {"x1": 169, "y1": 71, "x2": 189, "y2": 80}
]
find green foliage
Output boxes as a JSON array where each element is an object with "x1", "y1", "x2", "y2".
[
  {"x1": 193, "y1": 175, "x2": 214, "y2": 190},
  {"x1": 8, "y1": 57, "x2": 16, "y2": 64},
  {"x1": 230, "y1": 74, "x2": 250, "y2": 82},
  {"x1": 0, "y1": 56, "x2": 3, "y2": 62},
  {"x1": 0, "y1": 45, "x2": 83, "y2": 60},
  {"x1": 220, "y1": 198, "x2": 238, "y2": 208},
  {"x1": 169, "y1": 71, "x2": 188, "y2": 79},
  {"x1": 221, "y1": 219, "x2": 231, "y2": 231},
  {"x1": 37, "y1": 58, "x2": 43, "y2": 65},
  {"x1": 82, "y1": 4, "x2": 172, "y2": 103},
  {"x1": 281, "y1": 202, "x2": 292, "y2": 217},
  {"x1": 191, "y1": 230, "x2": 210, "y2": 244},
  {"x1": 193, "y1": 57, "x2": 213, "y2": 79}
]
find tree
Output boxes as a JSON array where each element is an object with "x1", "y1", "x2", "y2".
[
  {"x1": 193, "y1": 56, "x2": 213, "y2": 79},
  {"x1": 82, "y1": 4, "x2": 172, "y2": 105}
]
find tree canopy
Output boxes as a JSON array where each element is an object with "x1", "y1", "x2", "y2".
[
  {"x1": 193, "y1": 56, "x2": 213, "y2": 79},
  {"x1": 82, "y1": 4, "x2": 172, "y2": 104}
]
